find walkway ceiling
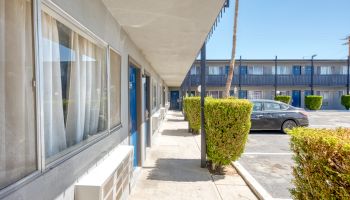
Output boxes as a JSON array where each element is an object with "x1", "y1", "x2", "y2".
[{"x1": 102, "y1": 0, "x2": 226, "y2": 87}]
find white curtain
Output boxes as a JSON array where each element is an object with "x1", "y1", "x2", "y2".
[
  {"x1": 0, "y1": 0, "x2": 36, "y2": 188},
  {"x1": 65, "y1": 32, "x2": 105, "y2": 147},
  {"x1": 42, "y1": 12, "x2": 67, "y2": 158}
]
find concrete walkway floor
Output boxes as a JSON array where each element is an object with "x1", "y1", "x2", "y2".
[{"x1": 129, "y1": 111, "x2": 257, "y2": 200}]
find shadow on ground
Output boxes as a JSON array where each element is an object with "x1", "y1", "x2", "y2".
[
  {"x1": 250, "y1": 130, "x2": 284, "y2": 135},
  {"x1": 166, "y1": 118, "x2": 184, "y2": 122},
  {"x1": 161, "y1": 129, "x2": 193, "y2": 137},
  {"x1": 146, "y1": 158, "x2": 223, "y2": 182}
]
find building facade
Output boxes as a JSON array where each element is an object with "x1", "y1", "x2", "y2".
[{"x1": 183, "y1": 59, "x2": 350, "y2": 110}]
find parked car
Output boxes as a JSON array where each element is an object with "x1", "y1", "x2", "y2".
[{"x1": 250, "y1": 99, "x2": 309, "y2": 133}]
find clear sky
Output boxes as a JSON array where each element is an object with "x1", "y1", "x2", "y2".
[{"x1": 206, "y1": 0, "x2": 350, "y2": 60}]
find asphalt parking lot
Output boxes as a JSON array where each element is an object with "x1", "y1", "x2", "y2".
[{"x1": 238, "y1": 111, "x2": 350, "y2": 199}]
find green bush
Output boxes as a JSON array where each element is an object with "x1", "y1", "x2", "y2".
[
  {"x1": 183, "y1": 97, "x2": 201, "y2": 134},
  {"x1": 205, "y1": 98, "x2": 253, "y2": 166},
  {"x1": 305, "y1": 95, "x2": 323, "y2": 110},
  {"x1": 288, "y1": 128, "x2": 350, "y2": 200},
  {"x1": 274, "y1": 95, "x2": 291, "y2": 104},
  {"x1": 341, "y1": 95, "x2": 350, "y2": 110}
]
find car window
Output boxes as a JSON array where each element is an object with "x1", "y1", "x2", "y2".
[
  {"x1": 280, "y1": 104, "x2": 289, "y2": 110},
  {"x1": 264, "y1": 102, "x2": 281, "y2": 111},
  {"x1": 253, "y1": 102, "x2": 263, "y2": 111}
]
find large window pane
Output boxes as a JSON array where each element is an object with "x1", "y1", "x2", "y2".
[
  {"x1": 42, "y1": 11, "x2": 108, "y2": 161},
  {"x1": 0, "y1": 0, "x2": 37, "y2": 189},
  {"x1": 110, "y1": 49, "x2": 121, "y2": 128}
]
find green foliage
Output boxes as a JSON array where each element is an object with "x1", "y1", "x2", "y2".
[
  {"x1": 305, "y1": 95, "x2": 323, "y2": 110},
  {"x1": 205, "y1": 98, "x2": 253, "y2": 166},
  {"x1": 341, "y1": 95, "x2": 350, "y2": 110},
  {"x1": 288, "y1": 128, "x2": 350, "y2": 200},
  {"x1": 274, "y1": 95, "x2": 291, "y2": 104},
  {"x1": 183, "y1": 97, "x2": 201, "y2": 134}
]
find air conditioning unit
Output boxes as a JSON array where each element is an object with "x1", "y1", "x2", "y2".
[{"x1": 75, "y1": 146, "x2": 133, "y2": 200}]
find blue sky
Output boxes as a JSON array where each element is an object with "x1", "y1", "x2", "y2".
[{"x1": 206, "y1": 0, "x2": 350, "y2": 60}]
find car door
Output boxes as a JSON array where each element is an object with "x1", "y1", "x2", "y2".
[
  {"x1": 263, "y1": 102, "x2": 284, "y2": 130},
  {"x1": 251, "y1": 101, "x2": 265, "y2": 130}
]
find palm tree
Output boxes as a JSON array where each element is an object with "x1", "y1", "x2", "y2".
[{"x1": 223, "y1": 0, "x2": 240, "y2": 98}]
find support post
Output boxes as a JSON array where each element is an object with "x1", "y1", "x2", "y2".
[
  {"x1": 200, "y1": 43, "x2": 206, "y2": 168},
  {"x1": 274, "y1": 56, "x2": 278, "y2": 97},
  {"x1": 347, "y1": 56, "x2": 350, "y2": 95},
  {"x1": 238, "y1": 56, "x2": 242, "y2": 97},
  {"x1": 311, "y1": 55, "x2": 316, "y2": 95}
]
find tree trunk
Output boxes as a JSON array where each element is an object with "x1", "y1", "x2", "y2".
[{"x1": 223, "y1": 0, "x2": 240, "y2": 98}]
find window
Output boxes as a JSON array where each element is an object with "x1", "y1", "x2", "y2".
[
  {"x1": 42, "y1": 10, "x2": 108, "y2": 162},
  {"x1": 273, "y1": 66, "x2": 289, "y2": 74},
  {"x1": 110, "y1": 48, "x2": 121, "y2": 128},
  {"x1": 248, "y1": 91, "x2": 263, "y2": 99},
  {"x1": 190, "y1": 66, "x2": 198, "y2": 75},
  {"x1": 342, "y1": 66, "x2": 348, "y2": 75},
  {"x1": 248, "y1": 66, "x2": 263, "y2": 75},
  {"x1": 264, "y1": 102, "x2": 281, "y2": 111},
  {"x1": 253, "y1": 102, "x2": 263, "y2": 111},
  {"x1": 208, "y1": 66, "x2": 222, "y2": 75},
  {"x1": 320, "y1": 66, "x2": 332, "y2": 75},
  {"x1": 0, "y1": 0, "x2": 37, "y2": 189},
  {"x1": 319, "y1": 91, "x2": 330, "y2": 106}
]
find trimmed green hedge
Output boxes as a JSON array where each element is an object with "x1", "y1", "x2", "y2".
[
  {"x1": 341, "y1": 95, "x2": 350, "y2": 110},
  {"x1": 288, "y1": 128, "x2": 350, "y2": 200},
  {"x1": 205, "y1": 98, "x2": 253, "y2": 166},
  {"x1": 274, "y1": 95, "x2": 291, "y2": 104},
  {"x1": 183, "y1": 97, "x2": 201, "y2": 134},
  {"x1": 305, "y1": 95, "x2": 323, "y2": 110}
]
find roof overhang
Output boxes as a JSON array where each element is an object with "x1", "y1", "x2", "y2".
[{"x1": 102, "y1": 0, "x2": 226, "y2": 86}]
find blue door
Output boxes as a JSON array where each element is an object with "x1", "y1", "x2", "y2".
[
  {"x1": 292, "y1": 90, "x2": 301, "y2": 107},
  {"x1": 239, "y1": 90, "x2": 248, "y2": 99},
  {"x1": 170, "y1": 91, "x2": 180, "y2": 110},
  {"x1": 293, "y1": 66, "x2": 301, "y2": 75},
  {"x1": 129, "y1": 66, "x2": 138, "y2": 167},
  {"x1": 240, "y1": 66, "x2": 248, "y2": 75}
]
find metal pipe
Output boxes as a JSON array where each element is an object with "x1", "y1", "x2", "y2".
[
  {"x1": 238, "y1": 56, "x2": 242, "y2": 97},
  {"x1": 200, "y1": 43, "x2": 206, "y2": 168},
  {"x1": 311, "y1": 54, "x2": 317, "y2": 95},
  {"x1": 347, "y1": 56, "x2": 350, "y2": 95},
  {"x1": 274, "y1": 56, "x2": 278, "y2": 97}
]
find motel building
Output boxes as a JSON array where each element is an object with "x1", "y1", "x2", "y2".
[
  {"x1": 180, "y1": 59, "x2": 350, "y2": 110},
  {"x1": 0, "y1": 0, "x2": 228, "y2": 199}
]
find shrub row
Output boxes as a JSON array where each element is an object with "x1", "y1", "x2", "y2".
[
  {"x1": 305, "y1": 95, "x2": 323, "y2": 110},
  {"x1": 274, "y1": 95, "x2": 291, "y2": 104},
  {"x1": 205, "y1": 98, "x2": 253, "y2": 166},
  {"x1": 183, "y1": 97, "x2": 201, "y2": 134},
  {"x1": 288, "y1": 128, "x2": 350, "y2": 200},
  {"x1": 341, "y1": 95, "x2": 350, "y2": 110}
]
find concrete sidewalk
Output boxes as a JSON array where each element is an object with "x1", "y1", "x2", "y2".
[{"x1": 130, "y1": 111, "x2": 257, "y2": 200}]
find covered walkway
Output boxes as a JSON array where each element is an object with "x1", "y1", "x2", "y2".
[{"x1": 130, "y1": 111, "x2": 257, "y2": 200}]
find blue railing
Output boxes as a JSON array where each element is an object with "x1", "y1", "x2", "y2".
[{"x1": 184, "y1": 74, "x2": 348, "y2": 87}]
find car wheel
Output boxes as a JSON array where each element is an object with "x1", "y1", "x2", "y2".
[{"x1": 282, "y1": 120, "x2": 297, "y2": 133}]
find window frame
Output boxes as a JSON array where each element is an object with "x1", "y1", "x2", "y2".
[
  {"x1": 108, "y1": 46, "x2": 122, "y2": 132},
  {"x1": 40, "y1": 0, "x2": 110, "y2": 169},
  {"x1": 0, "y1": 0, "x2": 42, "y2": 197}
]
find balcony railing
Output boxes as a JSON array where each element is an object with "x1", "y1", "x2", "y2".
[{"x1": 184, "y1": 74, "x2": 349, "y2": 87}]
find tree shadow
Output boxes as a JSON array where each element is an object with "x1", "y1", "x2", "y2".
[{"x1": 146, "y1": 158, "x2": 223, "y2": 182}]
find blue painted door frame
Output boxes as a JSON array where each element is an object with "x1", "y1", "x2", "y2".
[
  {"x1": 292, "y1": 90, "x2": 301, "y2": 107},
  {"x1": 170, "y1": 91, "x2": 180, "y2": 110},
  {"x1": 129, "y1": 66, "x2": 138, "y2": 167}
]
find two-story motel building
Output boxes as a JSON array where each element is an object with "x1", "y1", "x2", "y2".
[{"x1": 182, "y1": 59, "x2": 350, "y2": 110}]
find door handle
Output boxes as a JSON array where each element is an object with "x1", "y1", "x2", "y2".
[{"x1": 256, "y1": 115, "x2": 264, "y2": 118}]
